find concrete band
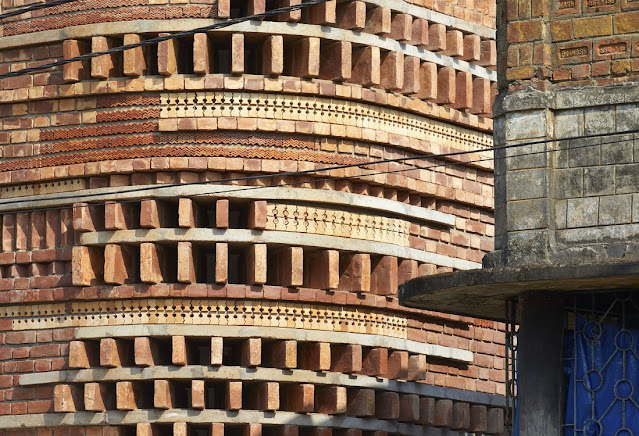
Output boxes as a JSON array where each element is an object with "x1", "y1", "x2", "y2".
[
  {"x1": 67, "y1": 324, "x2": 473, "y2": 362},
  {"x1": 0, "y1": 409, "x2": 444, "y2": 434},
  {"x1": 0, "y1": 185, "x2": 457, "y2": 226},
  {"x1": 19, "y1": 365, "x2": 506, "y2": 407},
  {"x1": 2, "y1": 20, "x2": 497, "y2": 81},
  {"x1": 79, "y1": 228, "x2": 483, "y2": 269}
]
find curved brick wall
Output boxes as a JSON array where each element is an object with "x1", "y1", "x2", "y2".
[{"x1": 0, "y1": 0, "x2": 504, "y2": 435}]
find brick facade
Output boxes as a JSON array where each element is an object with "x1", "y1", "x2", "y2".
[{"x1": 0, "y1": 0, "x2": 503, "y2": 434}]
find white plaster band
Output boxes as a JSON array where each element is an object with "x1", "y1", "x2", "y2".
[
  {"x1": 70, "y1": 325, "x2": 473, "y2": 362},
  {"x1": 0, "y1": 20, "x2": 496, "y2": 80},
  {"x1": 79, "y1": 228, "x2": 482, "y2": 270},
  {"x1": 19, "y1": 365, "x2": 505, "y2": 406},
  {"x1": 0, "y1": 186, "x2": 456, "y2": 227}
]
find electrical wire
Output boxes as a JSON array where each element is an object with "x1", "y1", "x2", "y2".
[
  {"x1": 0, "y1": 0, "x2": 331, "y2": 80},
  {"x1": 0, "y1": 0, "x2": 78, "y2": 20},
  {"x1": 0, "y1": 129, "x2": 634, "y2": 215}
]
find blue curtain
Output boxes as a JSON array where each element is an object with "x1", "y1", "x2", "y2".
[{"x1": 564, "y1": 316, "x2": 639, "y2": 436}]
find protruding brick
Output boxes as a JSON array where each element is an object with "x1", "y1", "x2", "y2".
[
  {"x1": 471, "y1": 77, "x2": 492, "y2": 115},
  {"x1": 487, "y1": 408, "x2": 505, "y2": 434},
  {"x1": 211, "y1": 423, "x2": 225, "y2": 436},
  {"x1": 407, "y1": 354, "x2": 426, "y2": 380},
  {"x1": 399, "y1": 394, "x2": 420, "y2": 422},
  {"x1": 246, "y1": 243, "x2": 267, "y2": 285},
  {"x1": 84, "y1": 383, "x2": 111, "y2": 411},
  {"x1": 316, "y1": 386, "x2": 347, "y2": 414},
  {"x1": 453, "y1": 71, "x2": 473, "y2": 110},
  {"x1": 462, "y1": 34, "x2": 481, "y2": 61},
  {"x1": 479, "y1": 40, "x2": 497, "y2": 67},
  {"x1": 309, "y1": 0, "x2": 336, "y2": 24},
  {"x1": 258, "y1": 382, "x2": 280, "y2": 411},
  {"x1": 287, "y1": 37, "x2": 320, "y2": 78},
  {"x1": 380, "y1": 50, "x2": 404, "y2": 91},
  {"x1": 193, "y1": 33, "x2": 212, "y2": 75},
  {"x1": 54, "y1": 384, "x2": 82, "y2": 412},
  {"x1": 361, "y1": 347, "x2": 387, "y2": 377},
  {"x1": 158, "y1": 33, "x2": 178, "y2": 76},
  {"x1": 104, "y1": 244, "x2": 134, "y2": 285},
  {"x1": 390, "y1": 13, "x2": 412, "y2": 42},
  {"x1": 347, "y1": 388, "x2": 375, "y2": 417},
  {"x1": 154, "y1": 379, "x2": 173, "y2": 409},
  {"x1": 244, "y1": 424, "x2": 262, "y2": 436},
  {"x1": 271, "y1": 340, "x2": 297, "y2": 369},
  {"x1": 172, "y1": 336, "x2": 188, "y2": 366},
  {"x1": 419, "y1": 397, "x2": 436, "y2": 425},
  {"x1": 69, "y1": 340, "x2": 97, "y2": 369},
  {"x1": 134, "y1": 337, "x2": 159, "y2": 367},
  {"x1": 216, "y1": 200, "x2": 229, "y2": 229},
  {"x1": 452, "y1": 402, "x2": 470, "y2": 430},
  {"x1": 232, "y1": 33, "x2": 245, "y2": 75},
  {"x1": 211, "y1": 337, "x2": 223, "y2": 365},
  {"x1": 470, "y1": 405, "x2": 487, "y2": 432},
  {"x1": 365, "y1": 7, "x2": 391, "y2": 35},
  {"x1": 100, "y1": 338, "x2": 128, "y2": 368},
  {"x1": 73, "y1": 203, "x2": 99, "y2": 232},
  {"x1": 116, "y1": 381, "x2": 139, "y2": 410},
  {"x1": 426, "y1": 24, "x2": 446, "y2": 52},
  {"x1": 434, "y1": 399, "x2": 453, "y2": 427},
  {"x1": 286, "y1": 383, "x2": 314, "y2": 413},
  {"x1": 215, "y1": 243, "x2": 228, "y2": 283},
  {"x1": 263, "y1": 35, "x2": 284, "y2": 76},
  {"x1": 178, "y1": 198, "x2": 197, "y2": 228},
  {"x1": 301, "y1": 342, "x2": 331, "y2": 371},
  {"x1": 443, "y1": 30, "x2": 464, "y2": 57},
  {"x1": 136, "y1": 423, "x2": 153, "y2": 436},
  {"x1": 331, "y1": 344, "x2": 362, "y2": 373},
  {"x1": 140, "y1": 243, "x2": 165, "y2": 284},
  {"x1": 415, "y1": 62, "x2": 437, "y2": 100},
  {"x1": 309, "y1": 250, "x2": 339, "y2": 289},
  {"x1": 140, "y1": 200, "x2": 162, "y2": 228},
  {"x1": 411, "y1": 19, "x2": 429, "y2": 47},
  {"x1": 376, "y1": 392, "x2": 399, "y2": 419},
  {"x1": 351, "y1": 46, "x2": 380, "y2": 87},
  {"x1": 91, "y1": 36, "x2": 119, "y2": 79},
  {"x1": 402, "y1": 56, "x2": 420, "y2": 95},
  {"x1": 387, "y1": 350, "x2": 409, "y2": 379},
  {"x1": 337, "y1": 1, "x2": 366, "y2": 30},
  {"x1": 242, "y1": 337, "x2": 262, "y2": 367},
  {"x1": 192, "y1": 380, "x2": 205, "y2": 410},
  {"x1": 278, "y1": 0, "x2": 301, "y2": 22},
  {"x1": 227, "y1": 382, "x2": 242, "y2": 410},
  {"x1": 248, "y1": 200, "x2": 267, "y2": 229},
  {"x1": 436, "y1": 67, "x2": 456, "y2": 105},
  {"x1": 105, "y1": 202, "x2": 131, "y2": 231},
  {"x1": 178, "y1": 242, "x2": 196, "y2": 284},
  {"x1": 370, "y1": 256, "x2": 398, "y2": 295},
  {"x1": 338, "y1": 253, "x2": 371, "y2": 292},
  {"x1": 123, "y1": 34, "x2": 147, "y2": 76},
  {"x1": 279, "y1": 246, "x2": 304, "y2": 287},
  {"x1": 63, "y1": 39, "x2": 89, "y2": 82},
  {"x1": 320, "y1": 41, "x2": 351, "y2": 81},
  {"x1": 174, "y1": 423, "x2": 188, "y2": 436},
  {"x1": 248, "y1": 0, "x2": 265, "y2": 14}
]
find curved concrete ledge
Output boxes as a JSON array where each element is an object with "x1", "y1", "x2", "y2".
[
  {"x1": 19, "y1": 365, "x2": 506, "y2": 407},
  {"x1": 0, "y1": 410, "x2": 427, "y2": 434},
  {"x1": 0, "y1": 20, "x2": 496, "y2": 80},
  {"x1": 80, "y1": 228, "x2": 482, "y2": 270},
  {"x1": 0, "y1": 186, "x2": 457, "y2": 227},
  {"x1": 70, "y1": 325, "x2": 473, "y2": 362}
]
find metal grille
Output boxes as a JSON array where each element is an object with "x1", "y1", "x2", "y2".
[
  {"x1": 563, "y1": 291, "x2": 639, "y2": 436},
  {"x1": 505, "y1": 297, "x2": 519, "y2": 433}
]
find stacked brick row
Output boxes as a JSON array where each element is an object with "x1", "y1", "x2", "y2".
[{"x1": 0, "y1": 0, "x2": 502, "y2": 433}]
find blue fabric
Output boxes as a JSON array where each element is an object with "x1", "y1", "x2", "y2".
[{"x1": 563, "y1": 316, "x2": 639, "y2": 436}]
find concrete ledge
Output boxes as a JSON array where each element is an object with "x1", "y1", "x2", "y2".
[
  {"x1": 0, "y1": 186, "x2": 456, "y2": 227},
  {"x1": 19, "y1": 365, "x2": 505, "y2": 407},
  {"x1": 399, "y1": 261, "x2": 639, "y2": 320},
  {"x1": 79, "y1": 228, "x2": 482, "y2": 270}
]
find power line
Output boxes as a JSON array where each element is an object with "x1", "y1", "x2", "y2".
[
  {"x1": 0, "y1": 0, "x2": 330, "y2": 80},
  {"x1": 0, "y1": 129, "x2": 633, "y2": 215},
  {"x1": 0, "y1": 0, "x2": 78, "y2": 20}
]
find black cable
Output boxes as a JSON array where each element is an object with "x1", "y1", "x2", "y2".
[
  {"x1": 0, "y1": 127, "x2": 635, "y2": 208},
  {"x1": 0, "y1": 130, "x2": 632, "y2": 215},
  {"x1": 0, "y1": 0, "x2": 78, "y2": 20},
  {"x1": 0, "y1": 0, "x2": 330, "y2": 80}
]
